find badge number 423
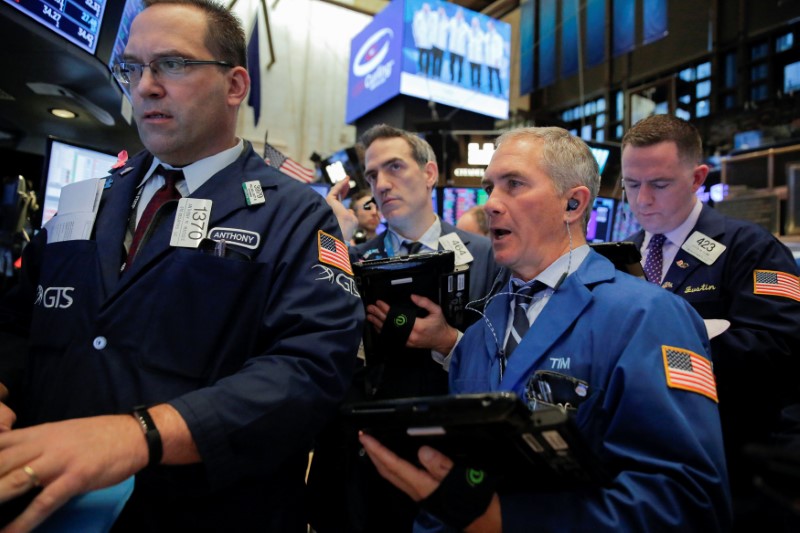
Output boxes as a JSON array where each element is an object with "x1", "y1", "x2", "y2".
[{"x1": 171, "y1": 198, "x2": 213, "y2": 248}]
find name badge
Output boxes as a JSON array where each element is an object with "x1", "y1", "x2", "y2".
[
  {"x1": 242, "y1": 181, "x2": 266, "y2": 206},
  {"x1": 438, "y1": 232, "x2": 474, "y2": 266},
  {"x1": 681, "y1": 231, "x2": 726, "y2": 265},
  {"x1": 171, "y1": 198, "x2": 213, "y2": 248}
]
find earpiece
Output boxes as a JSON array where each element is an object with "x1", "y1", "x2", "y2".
[{"x1": 566, "y1": 198, "x2": 579, "y2": 211}]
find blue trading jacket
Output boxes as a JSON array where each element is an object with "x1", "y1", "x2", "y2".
[
  {"x1": 437, "y1": 251, "x2": 732, "y2": 532},
  {"x1": 0, "y1": 143, "x2": 363, "y2": 531}
]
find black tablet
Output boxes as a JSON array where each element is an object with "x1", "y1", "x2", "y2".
[
  {"x1": 589, "y1": 241, "x2": 645, "y2": 278},
  {"x1": 342, "y1": 392, "x2": 609, "y2": 491},
  {"x1": 353, "y1": 251, "x2": 470, "y2": 363}
]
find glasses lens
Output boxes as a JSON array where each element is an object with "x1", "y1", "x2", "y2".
[
  {"x1": 156, "y1": 57, "x2": 186, "y2": 76},
  {"x1": 113, "y1": 64, "x2": 131, "y2": 85}
]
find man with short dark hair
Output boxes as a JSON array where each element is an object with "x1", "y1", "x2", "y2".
[
  {"x1": 309, "y1": 124, "x2": 498, "y2": 533},
  {"x1": 353, "y1": 124, "x2": 497, "y2": 389},
  {"x1": 0, "y1": 1, "x2": 362, "y2": 531},
  {"x1": 349, "y1": 188, "x2": 381, "y2": 244},
  {"x1": 621, "y1": 113, "x2": 800, "y2": 531}
]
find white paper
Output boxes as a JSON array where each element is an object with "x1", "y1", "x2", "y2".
[
  {"x1": 704, "y1": 319, "x2": 731, "y2": 339},
  {"x1": 45, "y1": 178, "x2": 106, "y2": 243}
]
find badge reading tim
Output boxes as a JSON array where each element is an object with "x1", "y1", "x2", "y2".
[{"x1": 171, "y1": 198, "x2": 213, "y2": 248}]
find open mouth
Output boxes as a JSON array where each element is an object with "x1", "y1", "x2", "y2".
[{"x1": 492, "y1": 228, "x2": 511, "y2": 239}]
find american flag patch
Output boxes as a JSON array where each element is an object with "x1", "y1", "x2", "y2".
[
  {"x1": 318, "y1": 231, "x2": 352, "y2": 275},
  {"x1": 753, "y1": 270, "x2": 800, "y2": 302},
  {"x1": 663, "y1": 346, "x2": 718, "y2": 402}
]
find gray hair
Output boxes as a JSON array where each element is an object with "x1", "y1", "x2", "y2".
[{"x1": 495, "y1": 127, "x2": 600, "y2": 228}]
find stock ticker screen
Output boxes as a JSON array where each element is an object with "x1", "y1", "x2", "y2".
[{"x1": 4, "y1": 0, "x2": 107, "y2": 54}]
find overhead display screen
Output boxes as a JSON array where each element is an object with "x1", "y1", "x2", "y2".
[
  {"x1": 3, "y1": 0, "x2": 107, "y2": 55},
  {"x1": 346, "y1": 0, "x2": 510, "y2": 123}
]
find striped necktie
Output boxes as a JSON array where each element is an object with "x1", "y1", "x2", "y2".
[{"x1": 503, "y1": 281, "x2": 547, "y2": 358}]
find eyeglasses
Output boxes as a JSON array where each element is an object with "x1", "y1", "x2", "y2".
[{"x1": 112, "y1": 57, "x2": 233, "y2": 86}]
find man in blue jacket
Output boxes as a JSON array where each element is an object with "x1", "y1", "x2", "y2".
[
  {"x1": 0, "y1": 1, "x2": 362, "y2": 531},
  {"x1": 621, "y1": 114, "x2": 800, "y2": 531},
  {"x1": 360, "y1": 127, "x2": 731, "y2": 531}
]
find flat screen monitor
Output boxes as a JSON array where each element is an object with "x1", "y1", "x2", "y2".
[
  {"x1": 3, "y1": 0, "x2": 108, "y2": 54},
  {"x1": 733, "y1": 130, "x2": 763, "y2": 151},
  {"x1": 106, "y1": 0, "x2": 146, "y2": 85},
  {"x1": 586, "y1": 197, "x2": 615, "y2": 243},
  {"x1": 784, "y1": 61, "x2": 800, "y2": 94},
  {"x1": 611, "y1": 201, "x2": 643, "y2": 242},
  {"x1": 346, "y1": 0, "x2": 511, "y2": 123},
  {"x1": 40, "y1": 138, "x2": 118, "y2": 227},
  {"x1": 441, "y1": 187, "x2": 488, "y2": 226}
]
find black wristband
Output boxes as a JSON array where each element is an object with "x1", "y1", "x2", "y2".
[
  {"x1": 131, "y1": 406, "x2": 163, "y2": 468},
  {"x1": 420, "y1": 465, "x2": 497, "y2": 530}
]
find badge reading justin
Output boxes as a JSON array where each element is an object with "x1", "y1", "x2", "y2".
[
  {"x1": 680, "y1": 231, "x2": 726, "y2": 266},
  {"x1": 171, "y1": 198, "x2": 213, "y2": 248}
]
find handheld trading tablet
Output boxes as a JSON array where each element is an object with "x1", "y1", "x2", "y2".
[
  {"x1": 353, "y1": 251, "x2": 470, "y2": 363},
  {"x1": 343, "y1": 392, "x2": 609, "y2": 491},
  {"x1": 589, "y1": 241, "x2": 645, "y2": 278}
]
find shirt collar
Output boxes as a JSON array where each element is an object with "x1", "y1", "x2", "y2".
[
  {"x1": 508, "y1": 244, "x2": 591, "y2": 291},
  {"x1": 644, "y1": 199, "x2": 702, "y2": 248},
  {"x1": 141, "y1": 139, "x2": 244, "y2": 194},
  {"x1": 388, "y1": 215, "x2": 443, "y2": 252}
]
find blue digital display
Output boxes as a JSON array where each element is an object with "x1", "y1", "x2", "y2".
[
  {"x1": 4, "y1": 0, "x2": 107, "y2": 54},
  {"x1": 346, "y1": 0, "x2": 511, "y2": 123},
  {"x1": 587, "y1": 196, "x2": 615, "y2": 243},
  {"x1": 441, "y1": 187, "x2": 488, "y2": 226}
]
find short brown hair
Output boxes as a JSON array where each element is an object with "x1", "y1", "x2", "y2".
[
  {"x1": 145, "y1": 0, "x2": 247, "y2": 68},
  {"x1": 622, "y1": 115, "x2": 703, "y2": 165}
]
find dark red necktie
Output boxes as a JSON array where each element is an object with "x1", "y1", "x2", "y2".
[{"x1": 126, "y1": 166, "x2": 184, "y2": 265}]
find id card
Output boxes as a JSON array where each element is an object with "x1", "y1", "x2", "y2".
[
  {"x1": 439, "y1": 233, "x2": 474, "y2": 266},
  {"x1": 681, "y1": 231, "x2": 726, "y2": 266},
  {"x1": 170, "y1": 198, "x2": 213, "y2": 248}
]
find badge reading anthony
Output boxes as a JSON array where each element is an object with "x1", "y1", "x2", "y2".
[
  {"x1": 242, "y1": 181, "x2": 265, "y2": 206},
  {"x1": 171, "y1": 198, "x2": 213, "y2": 248},
  {"x1": 681, "y1": 231, "x2": 726, "y2": 266}
]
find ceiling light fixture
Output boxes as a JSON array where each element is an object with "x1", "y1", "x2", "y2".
[{"x1": 49, "y1": 108, "x2": 77, "y2": 119}]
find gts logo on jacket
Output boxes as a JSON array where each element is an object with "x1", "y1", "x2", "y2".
[{"x1": 35, "y1": 285, "x2": 74, "y2": 309}]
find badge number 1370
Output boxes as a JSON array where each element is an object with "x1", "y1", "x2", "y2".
[{"x1": 170, "y1": 198, "x2": 213, "y2": 248}]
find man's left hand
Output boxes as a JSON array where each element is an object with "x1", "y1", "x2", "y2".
[
  {"x1": 366, "y1": 295, "x2": 459, "y2": 354},
  {"x1": 358, "y1": 432, "x2": 501, "y2": 532}
]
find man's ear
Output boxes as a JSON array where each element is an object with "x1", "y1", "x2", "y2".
[
  {"x1": 692, "y1": 164, "x2": 709, "y2": 192},
  {"x1": 423, "y1": 160, "x2": 439, "y2": 190},
  {"x1": 227, "y1": 66, "x2": 250, "y2": 106},
  {"x1": 564, "y1": 186, "x2": 591, "y2": 222}
]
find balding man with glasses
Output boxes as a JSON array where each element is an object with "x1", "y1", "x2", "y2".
[{"x1": 0, "y1": 1, "x2": 362, "y2": 531}]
